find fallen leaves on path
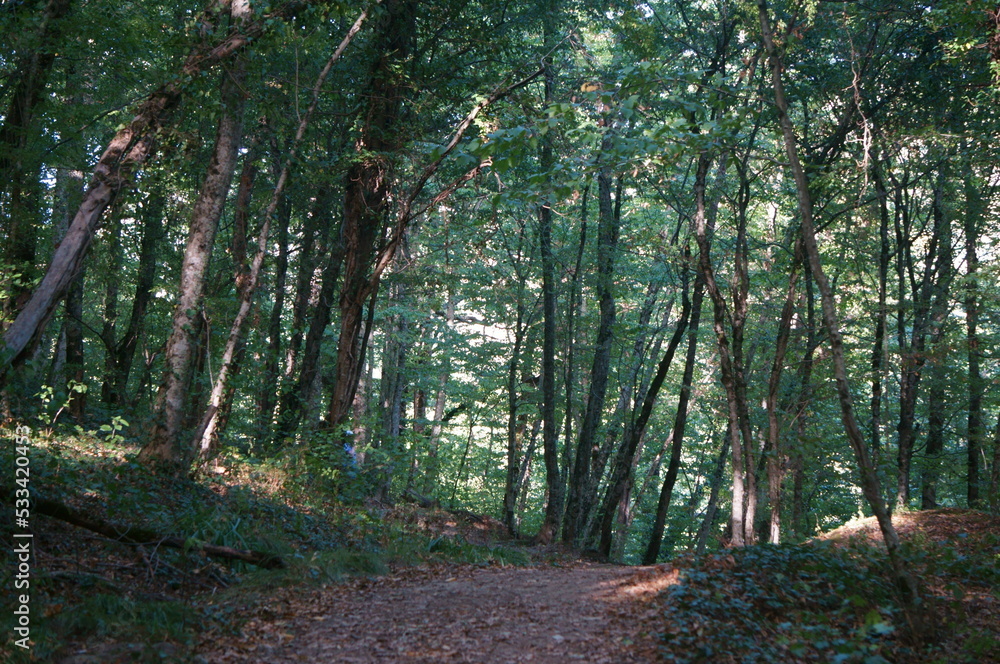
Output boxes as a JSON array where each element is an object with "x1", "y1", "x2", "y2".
[{"x1": 200, "y1": 561, "x2": 671, "y2": 663}]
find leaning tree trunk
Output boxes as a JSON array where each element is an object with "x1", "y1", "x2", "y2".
[
  {"x1": 758, "y1": 0, "x2": 924, "y2": 630},
  {"x1": 0, "y1": 0, "x2": 279, "y2": 375},
  {"x1": 643, "y1": 266, "x2": 704, "y2": 563},
  {"x1": 596, "y1": 265, "x2": 691, "y2": 558},
  {"x1": 191, "y1": 11, "x2": 373, "y2": 460},
  {"x1": 140, "y1": 2, "x2": 251, "y2": 470}
]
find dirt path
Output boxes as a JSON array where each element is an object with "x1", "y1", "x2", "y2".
[{"x1": 204, "y1": 562, "x2": 671, "y2": 663}]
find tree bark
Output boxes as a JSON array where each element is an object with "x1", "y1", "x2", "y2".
[
  {"x1": 643, "y1": 266, "x2": 704, "y2": 563},
  {"x1": 0, "y1": 0, "x2": 283, "y2": 374},
  {"x1": 963, "y1": 152, "x2": 984, "y2": 508},
  {"x1": 192, "y1": 9, "x2": 372, "y2": 460},
  {"x1": 325, "y1": 0, "x2": 417, "y2": 432},
  {"x1": 758, "y1": 0, "x2": 924, "y2": 629},
  {"x1": 564, "y1": 143, "x2": 620, "y2": 545},
  {"x1": 141, "y1": 2, "x2": 252, "y2": 470}
]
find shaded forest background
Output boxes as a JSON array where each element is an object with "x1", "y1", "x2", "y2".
[{"x1": 4, "y1": 0, "x2": 1000, "y2": 567}]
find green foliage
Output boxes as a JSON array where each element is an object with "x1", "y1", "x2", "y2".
[{"x1": 658, "y1": 543, "x2": 905, "y2": 663}]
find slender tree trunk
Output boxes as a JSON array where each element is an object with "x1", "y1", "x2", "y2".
[
  {"x1": 502, "y1": 263, "x2": 529, "y2": 534},
  {"x1": 558, "y1": 184, "x2": 588, "y2": 540},
  {"x1": 282, "y1": 185, "x2": 336, "y2": 384},
  {"x1": 870, "y1": 156, "x2": 891, "y2": 462},
  {"x1": 695, "y1": 435, "x2": 731, "y2": 554},
  {"x1": 691, "y1": 150, "x2": 752, "y2": 546},
  {"x1": 192, "y1": 12, "x2": 371, "y2": 459},
  {"x1": 275, "y1": 226, "x2": 345, "y2": 442},
  {"x1": 0, "y1": 0, "x2": 73, "y2": 321},
  {"x1": 104, "y1": 191, "x2": 164, "y2": 406},
  {"x1": 963, "y1": 153, "x2": 984, "y2": 508},
  {"x1": 792, "y1": 273, "x2": 817, "y2": 537},
  {"x1": 534, "y1": 0, "x2": 562, "y2": 543},
  {"x1": 140, "y1": 3, "x2": 251, "y2": 470},
  {"x1": 764, "y1": 243, "x2": 802, "y2": 544},
  {"x1": 643, "y1": 266, "x2": 704, "y2": 563},
  {"x1": 896, "y1": 173, "x2": 951, "y2": 509},
  {"x1": 99, "y1": 208, "x2": 123, "y2": 402},
  {"x1": 564, "y1": 145, "x2": 620, "y2": 544},
  {"x1": 596, "y1": 267, "x2": 691, "y2": 557},
  {"x1": 422, "y1": 297, "x2": 454, "y2": 495},
  {"x1": 758, "y1": 0, "x2": 924, "y2": 629},
  {"x1": 920, "y1": 357, "x2": 946, "y2": 509},
  {"x1": 1, "y1": 0, "x2": 278, "y2": 373},
  {"x1": 536, "y1": 197, "x2": 562, "y2": 543},
  {"x1": 374, "y1": 266, "x2": 411, "y2": 500},
  {"x1": 989, "y1": 411, "x2": 1000, "y2": 513}
]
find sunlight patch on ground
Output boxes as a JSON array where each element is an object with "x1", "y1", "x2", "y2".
[{"x1": 605, "y1": 564, "x2": 680, "y2": 601}]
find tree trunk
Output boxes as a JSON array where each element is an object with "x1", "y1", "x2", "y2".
[
  {"x1": 792, "y1": 273, "x2": 817, "y2": 537},
  {"x1": 895, "y1": 171, "x2": 952, "y2": 509},
  {"x1": 325, "y1": 0, "x2": 417, "y2": 432},
  {"x1": 534, "y1": 0, "x2": 562, "y2": 544},
  {"x1": 275, "y1": 226, "x2": 345, "y2": 442},
  {"x1": 564, "y1": 143, "x2": 620, "y2": 544},
  {"x1": 758, "y1": 0, "x2": 924, "y2": 630},
  {"x1": 99, "y1": 209, "x2": 123, "y2": 405},
  {"x1": 103, "y1": 191, "x2": 164, "y2": 407},
  {"x1": 282, "y1": 185, "x2": 336, "y2": 385},
  {"x1": 920, "y1": 356, "x2": 946, "y2": 509},
  {"x1": 192, "y1": 11, "x2": 371, "y2": 460},
  {"x1": 989, "y1": 411, "x2": 1000, "y2": 513},
  {"x1": 0, "y1": 0, "x2": 73, "y2": 321},
  {"x1": 558, "y1": 184, "x2": 589, "y2": 541},
  {"x1": 963, "y1": 153, "x2": 984, "y2": 508},
  {"x1": 761, "y1": 203, "x2": 804, "y2": 544},
  {"x1": 502, "y1": 242, "x2": 530, "y2": 534},
  {"x1": 695, "y1": 435, "x2": 731, "y2": 554},
  {"x1": 596, "y1": 266, "x2": 691, "y2": 557},
  {"x1": 691, "y1": 150, "x2": 753, "y2": 546},
  {"x1": 870, "y1": 156, "x2": 891, "y2": 461},
  {"x1": 536, "y1": 197, "x2": 563, "y2": 544},
  {"x1": 140, "y1": 3, "x2": 251, "y2": 470},
  {"x1": 643, "y1": 267, "x2": 704, "y2": 563},
  {"x1": 1, "y1": 0, "x2": 276, "y2": 374}
]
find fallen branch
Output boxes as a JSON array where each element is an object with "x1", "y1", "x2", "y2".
[{"x1": 21, "y1": 493, "x2": 285, "y2": 569}]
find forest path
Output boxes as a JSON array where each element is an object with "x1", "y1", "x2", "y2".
[{"x1": 205, "y1": 561, "x2": 671, "y2": 663}]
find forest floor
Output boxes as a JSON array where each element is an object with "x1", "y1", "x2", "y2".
[{"x1": 198, "y1": 558, "x2": 667, "y2": 663}]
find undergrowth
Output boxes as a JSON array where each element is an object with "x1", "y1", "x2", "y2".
[{"x1": 654, "y1": 534, "x2": 1000, "y2": 664}]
